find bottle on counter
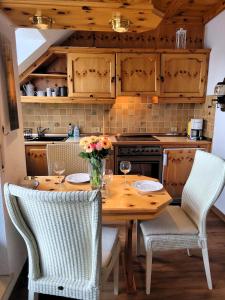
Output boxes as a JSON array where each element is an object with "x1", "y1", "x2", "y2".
[
  {"x1": 73, "y1": 125, "x2": 80, "y2": 138},
  {"x1": 67, "y1": 123, "x2": 74, "y2": 137}
]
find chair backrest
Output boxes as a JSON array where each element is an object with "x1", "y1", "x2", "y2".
[
  {"x1": 4, "y1": 184, "x2": 101, "y2": 288},
  {"x1": 181, "y1": 150, "x2": 225, "y2": 235},
  {"x1": 47, "y1": 143, "x2": 88, "y2": 175}
]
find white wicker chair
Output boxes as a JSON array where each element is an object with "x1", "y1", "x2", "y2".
[
  {"x1": 47, "y1": 143, "x2": 88, "y2": 175},
  {"x1": 139, "y1": 150, "x2": 225, "y2": 294},
  {"x1": 4, "y1": 184, "x2": 120, "y2": 300}
]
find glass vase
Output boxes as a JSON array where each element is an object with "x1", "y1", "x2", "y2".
[{"x1": 88, "y1": 158, "x2": 106, "y2": 190}]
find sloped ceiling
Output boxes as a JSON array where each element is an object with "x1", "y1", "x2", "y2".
[{"x1": 16, "y1": 28, "x2": 72, "y2": 74}]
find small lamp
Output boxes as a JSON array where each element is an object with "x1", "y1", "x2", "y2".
[
  {"x1": 30, "y1": 10, "x2": 53, "y2": 29},
  {"x1": 111, "y1": 16, "x2": 130, "y2": 33}
]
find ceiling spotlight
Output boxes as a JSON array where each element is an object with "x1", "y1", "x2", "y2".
[
  {"x1": 111, "y1": 16, "x2": 130, "y2": 33},
  {"x1": 30, "y1": 15, "x2": 53, "y2": 29}
]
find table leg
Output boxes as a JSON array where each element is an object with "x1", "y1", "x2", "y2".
[{"x1": 124, "y1": 220, "x2": 136, "y2": 294}]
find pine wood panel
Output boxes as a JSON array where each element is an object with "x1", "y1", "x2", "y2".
[
  {"x1": 162, "y1": 147, "x2": 206, "y2": 199},
  {"x1": 62, "y1": 23, "x2": 204, "y2": 49},
  {"x1": 28, "y1": 74, "x2": 67, "y2": 79},
  {"x1": 161, "y1": 53, "x2": 208, "y2": 97},
  {"x1": 116, "y1": 53, "x2": 160, "y2": 96},
  {"x1": 25, "y1": 145, "x2": 48, "y2": 176},
  {"x1": 21, "y1": 96, "x2": 115, "y2": 104},
  {"x1": 0, "y1": 0, "x2": 163, "y2": 33},
  {"x1": 67, "y1": 53, "x2": 116, "y2": 98}
]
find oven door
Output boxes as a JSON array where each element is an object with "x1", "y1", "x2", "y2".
[{"x1": 116, "y1": 155, "x2": 162, "y2": 181}]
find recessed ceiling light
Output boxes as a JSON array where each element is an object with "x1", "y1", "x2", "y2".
[
  {"x1": 30, "y1": 15, "x2": 53, "y2": 29},
  {"x1": 111, "y1": 16, "x2": 130, "y2": 33}
]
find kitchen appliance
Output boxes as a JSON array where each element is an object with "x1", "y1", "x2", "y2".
[
  {"x1": 214, "y1": 78, "x2": 225, "y2": 111},
  {"x1": 115, "y1": 145, "x2": 163, "y2": 181},
  {"x1": 23, "y1": 82, "x2": 35, "y2": 96},
  {"x1": 116, "y1": 133, "x2": 159, "y2": 142},
  {"x1": 188, "y1": 118, "x2": 203, "y2": 140}
]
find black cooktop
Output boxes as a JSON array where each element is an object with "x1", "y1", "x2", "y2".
[{"x1": 116, "y1": 134, "x2": 159, "y2": 141}]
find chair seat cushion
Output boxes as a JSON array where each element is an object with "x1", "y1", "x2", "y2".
[
  {"x1": 140, "y1": 206, "x2": 198, "y2": 236},
  {"x1": 102, "y1": 227, "x2": 119, "y2": 268}
]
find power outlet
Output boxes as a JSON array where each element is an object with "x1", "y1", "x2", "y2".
[
  {"x1": 93, "y1": 127, "x2": 101, "y2": 133},
  {"x1": 171, "y1": 126, "x2": 177, "y2": 132}
]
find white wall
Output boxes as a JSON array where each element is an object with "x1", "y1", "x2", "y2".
[
  {"x1": 204, "y1": 10, "x2": 225, "y2": 213},
  {"x1": 16, "y1": 28, "x2": 46, "y2": 65},
  {"x1": 18, "y1": 29, "x2": 72, "y2": 74},
  {"x1": 0, "y1": 11, "x2": 27, "y2": 280}
]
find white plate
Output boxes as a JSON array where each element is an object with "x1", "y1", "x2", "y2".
[
  {"x1": 66, "y1": 173, "x2": 90, "y2": 184},
  {"x1": 132, "y1": 180, "x2": 163, "y2": 193}
]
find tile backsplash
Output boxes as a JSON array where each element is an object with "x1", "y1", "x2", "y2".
[{"x1": 22, "y1": 96, "x2": 215, "y2": 138}]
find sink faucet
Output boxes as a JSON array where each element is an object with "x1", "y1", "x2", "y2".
[{"x1": 37, "y1": 127, "x2": 49, "y2": 137}]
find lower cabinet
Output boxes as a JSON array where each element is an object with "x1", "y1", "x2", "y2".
[
  {"x1": 25, "y1": 145, "x2": 115, "y2": 176},
  {"x1": 25, "y1": 145, "x2": 48, "y2": 176},
  {"x1": 162, "y1": 147, "x2": 207, "y2": 201}
]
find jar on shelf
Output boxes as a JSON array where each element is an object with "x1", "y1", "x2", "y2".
[{"x1": 176, "y1": 28, "x2": 187, "y2": 49}]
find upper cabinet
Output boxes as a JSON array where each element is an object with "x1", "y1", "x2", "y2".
[
  {"x1": 160, "y1": 53, "x2": 208, "y2": 98},
  {"x1": 67, "y1": 53, "x2": 115, "y2": 99},
  {"x1": 116, "y1": 53, "x2": 160, "y2": 96},
  {"x1": 20, "y1": 47, "x2": 210, "y2": 104}
]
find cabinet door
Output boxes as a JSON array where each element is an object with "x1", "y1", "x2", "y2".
[
  {"x1": 162, "y1": 148, "x2": 206, "y2": 199},
  {"x1": 161, "y1": 53, "x2": 207, "y2": 97},
  {"x1": 116, "y1": 53, "x2": 160, "y2": 96},
  {"x1": 25, "y1": 146, "x2": 48, "y2": 176},
  {"x1": 67, "y1": 53, "x2": 115, "y2": 98}
]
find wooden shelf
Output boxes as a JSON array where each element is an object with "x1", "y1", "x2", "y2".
[
  {"x1": 20, "y1": 96, "x2": 115, "y2": 105},
  {"x1": 28, "y1": 73, "x2": 67, "y2": 79}
]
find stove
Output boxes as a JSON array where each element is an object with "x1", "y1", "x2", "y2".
[
  {"x1": 114, "y1": 134, "x2": 163, "y2": 180},
  {"x1": 116, "y1": 134, "x2": 159, "y2": 142}
]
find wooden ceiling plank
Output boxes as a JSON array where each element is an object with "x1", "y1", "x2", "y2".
[
  {"x1": 0, "y1": 0, "x2": 163, "y2": 32},
  {"x1": 203, "y1": 0, "x2": 225, "y2": 24},
  {"x1": 0, "y1": 0, "x2": 154, "y2": 10},
  {"x1": 162, "y1": 0, "x2": 189, "y2": 20}
]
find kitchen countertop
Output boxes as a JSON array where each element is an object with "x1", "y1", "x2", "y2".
[{"x1": 24, "y1": 135, "x2": 212, "y2": 146}]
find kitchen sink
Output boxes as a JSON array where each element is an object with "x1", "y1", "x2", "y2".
[{"x1": 32, "y1": 136, "x2": 66, "y2": 142}]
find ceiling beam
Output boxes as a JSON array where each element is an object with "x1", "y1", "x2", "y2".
[
  {"x1": 162, "y1": 0, "x2": 189, "y2": 20},
  {"x1": 203, "y1": 0, "x2": 225, "y2": 24}
]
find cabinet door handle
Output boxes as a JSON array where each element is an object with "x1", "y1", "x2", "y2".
[
  {"x1": 160, "y1": 75, "x2": 164, "y2": 82},
  {"x1": 111, "y1": 76, "x2": 115, "y2": 83},
  {"x1": 163, "y1": 153, "x2": 168, "y2": 166}
]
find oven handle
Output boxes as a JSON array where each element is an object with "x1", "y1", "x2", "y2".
[{"x1": 163, "y1": 152, "x2": 168, "y2": 166}]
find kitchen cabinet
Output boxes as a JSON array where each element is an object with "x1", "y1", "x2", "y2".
[
  {"x1": 25, "y1": 145, "x2": 48, "y2": 176},
  {"x1": 162, "y1": 147, "x2": 207, "y2": 200},
  {"x1": 116, "y1": 53, "x2": 160, "y2": 96},
  {"x1": 160, "y1": 53, "x2": 208, "y2": 98},
  {"x1": 20, "y1": 47, "x2": 210, "y2": 104},
  {"x1": 67, "y1": 53, "x2": 116, "y2": 99},
  {"x1": 25, "y1": 144, "x2": 115, "y2": 176}
]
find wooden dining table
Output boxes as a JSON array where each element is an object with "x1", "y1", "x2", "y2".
[{"x1": 36, "y1": 174, "x2": 172, "y2": 294}]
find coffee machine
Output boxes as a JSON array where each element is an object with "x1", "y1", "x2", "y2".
[{"x1": 188, "y1": 118, "x2": 203, "y2": 140}]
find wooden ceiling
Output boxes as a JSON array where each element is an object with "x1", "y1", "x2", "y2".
[{"x1": 0, "y1": 0, "x2": 225, "y2": 32}]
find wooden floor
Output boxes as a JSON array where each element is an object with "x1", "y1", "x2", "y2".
[{"x1": 9, "y1": 211, "x2": 225, "y2": 300}]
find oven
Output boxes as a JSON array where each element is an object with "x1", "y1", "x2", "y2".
[{"x1": 114, "y1": 145, "x2": 163, "y2": 181}]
